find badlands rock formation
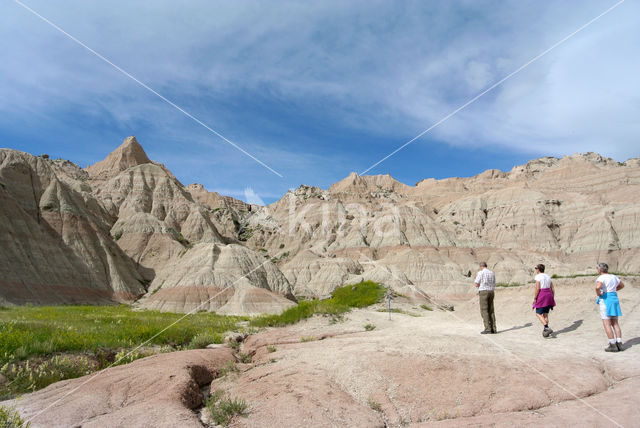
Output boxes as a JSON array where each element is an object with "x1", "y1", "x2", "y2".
[
  {"x1": 0, "y1": 137, "x2": 294, "y2": 313},
  {"x1": 1, "y1": 136, "x2": 639, "y2": 310},
  {"x1": 244, "y1": 153, "x2": 640, "y2": 296}
]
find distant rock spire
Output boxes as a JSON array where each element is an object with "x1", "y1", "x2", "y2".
[{"x1": 86, "y1": 136, "x2": 151, "y2": 179}]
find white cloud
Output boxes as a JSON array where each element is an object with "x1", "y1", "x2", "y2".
[{"x1": 1, "y1": 0, "x2": 638, "y2": 189}]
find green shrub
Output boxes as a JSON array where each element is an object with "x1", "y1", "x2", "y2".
[
  {"x1": 112, "y1": 349, "x2": 151, "y2": 366},
  {"x1": 368, "y1": 399, "x2": 382, "y2": 412},
  {"x1": 420, "y1": 304, "x2": 433, "y2": 311},
  {"x1": 266, "y1": 345, "x2": 276, "y2": 353},
  {"x1": 207, "y1": 391, "x2": 248, "y2": 426},
  {"x1": 1, "y1": 355, "x2": 93, "y2": 399},
  {"x1": 364, "y1": 324, "x2": 376, "y2": 331},
  {"x1": 237, "y1": 352, "x2": 252, "y2": 363},
  {"x1": 188, "y1": 332, "x2": 222, "y2": 349},
  {"x1": 0, "y1": 405, "x2": 29, "y2": 428},
  {"x1": 250, "y1": 281, "x2": 386, "y2": 328}
]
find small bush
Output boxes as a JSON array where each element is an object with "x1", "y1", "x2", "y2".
[
  {"x1": 266, "y1": 345, "x2": 276, "y2": 353},
  {"x1": 218, "y1": 362, "x2": 239, "y2": 377},
  {"x1": 0, "y1": 405, "x2": 29, "y2": 428},
  {"x1": 188, "y1": 332, "x2": 222, "y2": 349},
  {"x1": 368, "y1": 399, "x2": 382, "y2": 412},
  {"x1": 1, "y1": 355, "x2": 93, "y2": 399},
  {"x1": 364, "y1": 324, "x2": 376, "y2": 331},
  {"x1": 112, "y1": 349, "x2": 150, "y2": 366},
  {"x1": 279, "y1": 243, "x2": 285, "y2": 249},
  {"x1": 420, "y1": 304, "x2": 433, "y2": 311},
  {"x1": 207, "y1": 391, "x2": 249, "y2": 426},
  {"x1": 300, "y1": 336, "x2": 315, "y2": 342},
  {"x1": 237, "y1": 352, "x2": 252, "y2": 363}
]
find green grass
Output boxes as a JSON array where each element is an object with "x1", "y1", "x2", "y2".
[
  {"x1": 377, "y1": 307, "x2": 421, "y2": 317},
  {"x1": 0, "y1": 405, "x2": 29, "y2": 428},
  {"x1": 0, "y1": 305, "x2": 244, "y2": 364},
  {"x1": 207, "y1": 390, "x2": 249, "y2": 426},
  {"x1": 495, "y1": 282, "x2": 522, "y2": 287},
  {"x1": 0, "y1": 305, "x2": 245, "y2": 399},
  {"x1": 551, "y1": 272, "x2": 640, "y2": 279},
  {"x1": 364, "y1": 323, "x2": 376, "y2": 331},
  {"x1": 250, "y1": 281, "x2": 385, "y2": 328},
  {"x1": 420, "y1": 304, "x2": 433, "y2": 311}
]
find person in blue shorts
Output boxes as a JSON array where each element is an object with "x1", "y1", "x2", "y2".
[{"x1": 595, "y1": 262, "x2": 625, "y2": 352}]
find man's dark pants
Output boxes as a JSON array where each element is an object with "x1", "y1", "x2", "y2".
[{"x1": 479, "y1": 290, "x2": 496, "y2": 333}]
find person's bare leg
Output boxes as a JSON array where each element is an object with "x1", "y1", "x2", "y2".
[
  {"x1": 602, "y1": 319, "x2": 614, "y2": 339},
  {"x1": 610, "y1": 318, "x2": 622, "y2": 339},
  {"x1": 535, "y1": 313, "x2": 546, "y2": 326},
  {"x1": 543, "y1": 313, "x2": 549, "y2": 325}
]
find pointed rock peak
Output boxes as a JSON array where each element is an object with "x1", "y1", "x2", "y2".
[
  {"x1": 86, "y1": 136, "x2": 151, "y2": 179},
  {"x1": 330, "y1": 171, "x2": 408, "y2": 194}
]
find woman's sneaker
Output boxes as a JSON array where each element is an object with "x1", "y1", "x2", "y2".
[
  {"x1": 542, "y1": 326, "x2": 552, "y2": 338},
  {"x1": 605, "y1": 343, "x2": 619, "y2": 352}
]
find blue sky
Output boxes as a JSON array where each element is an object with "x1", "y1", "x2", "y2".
[{"x1": 1, "y1": 1, "x2": 638, "y2": 203}]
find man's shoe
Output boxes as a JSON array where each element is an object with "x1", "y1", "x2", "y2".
[
  {"x1": 604, "y1": 343, "x2": 619, "y2": 352},
  {"x1": 542, "y1": 327, "x2": 553, "y2": 338},
  {"x1": 480, "y1": 330, "x2": 492, "y2": 334},
  {"x1": 616, "y1": 342, "x2": 624, "y2": 352}
]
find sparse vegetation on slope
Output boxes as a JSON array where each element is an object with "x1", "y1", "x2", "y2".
[{"x1": 250, "y1": 281, "x2": 385, "y2": 328}]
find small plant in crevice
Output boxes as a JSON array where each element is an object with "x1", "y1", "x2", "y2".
[
  {"x1": 300, "y1": 336, "x2": 315, "y2": 343},
  {"x1": 217, "y1": 362, "x2": 239, "y2": 377},
  {"x1": 206, "y1": 390, "x2": 249, "y2": 426},
  {"x1": 420, "y1": 304, "x2": 433, "y2": 311},
  {"x1": 237, "y1": 352, "x2": 252, "y2": 364},
  {"x1": 364, "y1": 324, "x2": 376, "y2": 331},
  {"x1": 368, "y1": 399, "x2": 382, "y2": 412},
  {"x1": 266, "y1": 345, "x2": 276, "y2": 353}
]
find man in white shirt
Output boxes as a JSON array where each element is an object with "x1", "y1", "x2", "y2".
[{"x1": 474, "y1": 262, "x2": 496, "y2": 334}]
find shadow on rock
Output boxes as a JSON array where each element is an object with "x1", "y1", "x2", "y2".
[
  {"x1": 622, "y1": 336, "x2": 640, "y2": 350},
  {"x1": 500, "y1": 322, "x2": 532, "y2": 333},
  {"x1": 550, "y1": 319, "x2": 583, "y2": 338}
]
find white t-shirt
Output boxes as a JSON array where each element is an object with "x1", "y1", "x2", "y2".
[
  {"x1": 597, "y1": 274, "x2": 620, "y2": 293},
  {"x1": 474, "y1": 268, "x2": 495, "y2": 291},
  {"x1": 535, "y1": 273, "x2": 552, "y2": 289}
]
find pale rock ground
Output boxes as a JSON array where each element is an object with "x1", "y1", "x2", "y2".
[
  {"x1": 218, "y1": 277, "x2": 640, "y2": 427},
  {"x1": 4, "y1": 277, "x2": 639, "y2": 427}
]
